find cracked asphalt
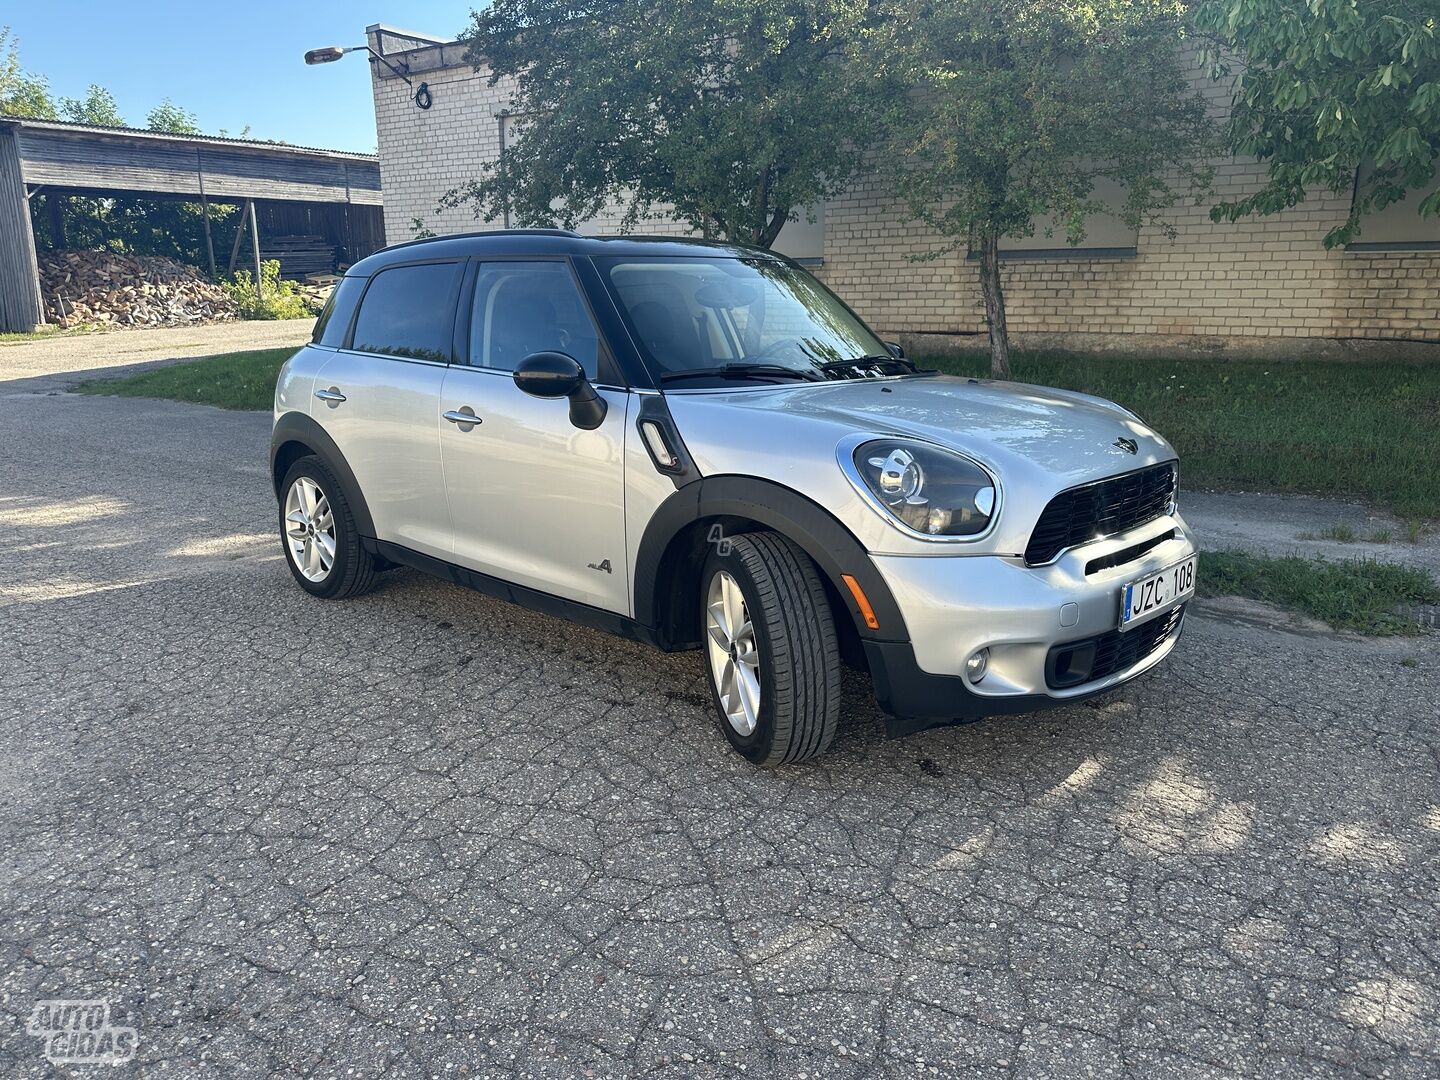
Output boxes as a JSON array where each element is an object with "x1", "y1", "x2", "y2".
[{"x1": 2, "y1": 362, "x2": 1439, "y2": 1077}]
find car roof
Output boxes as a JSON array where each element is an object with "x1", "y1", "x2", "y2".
[{"x1": 346, "y1": 230, "x2": 795, "y2": 278}]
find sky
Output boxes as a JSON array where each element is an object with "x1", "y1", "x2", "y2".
[{"x1": 3, "y1": 1, "x2": 474, "y2": 153}]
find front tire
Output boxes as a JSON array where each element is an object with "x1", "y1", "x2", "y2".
[
  {"x1": 279, "y1": 456, "x2": 378, "y2": 599},
  {"x1": 701, "y1": 532, "x2": 840, "y2": 765}
]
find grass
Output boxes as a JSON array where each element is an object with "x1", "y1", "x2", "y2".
[
  {"x1": 1295, "y1": 524, "x2": 1397, "y2": 544},
  {"x1": 75, "y1": 346, "x2": 1440, "y2": 522},
  {"x1": 0, "y1": 325, "x2": 86, "y2": 345},
  {"x1": 920, "y1": 351, "x2": 1440, "y2": 520},
  {"x1": 75, "y1": 348, "x2": 294, "y2": 411},
  {"x1": 1199, "y1": 549, "x2": 1440, "y2": 635}
]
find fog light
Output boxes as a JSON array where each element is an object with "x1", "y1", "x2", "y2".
[{"x1": 965, "y1": 648, "x2": 989, "y2": 684}]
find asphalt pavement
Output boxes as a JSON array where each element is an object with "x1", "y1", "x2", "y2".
[{"x1": 1, "y1": 356, "x2": 1437, "y2": 1078}]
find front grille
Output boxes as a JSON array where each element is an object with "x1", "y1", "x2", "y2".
[
  {"x1": 1026, "y1": 463, "x2": 1177, "y2": 565},
  {"x1": 1046, "y1": 604, "x2": 1186, "y2": 689}
]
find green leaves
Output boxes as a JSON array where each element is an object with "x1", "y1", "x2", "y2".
[
  {"x1": 457, "y1": 0, "x2": 897, "y2": 247},
  {"x1": 60, "y1": 85, "x2": 124, "y2": 127},
  {"x1": 1193, "y1": 0, "x2": 1440, "y2": 243},
  {"x1": 146, "y1": 100, "x2": 203, "y2": 135},
  {"x1": 0, "y1": 26, "x2": 58, "y2": 119}
]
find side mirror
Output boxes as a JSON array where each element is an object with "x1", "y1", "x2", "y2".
[
  {"x1": 885, "y1": 340, "x2": 905, "y2": 359},
  {"x1": 513, "y1": 351, "x2": 608, "y2": 430}
]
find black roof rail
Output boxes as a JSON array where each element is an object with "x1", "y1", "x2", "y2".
[
  {"x1": 382, "y1": 227, "x2": 583, "y2": 253},
  {"x1": 350, "y1": 230, "x2": 798, "y2": 275}
]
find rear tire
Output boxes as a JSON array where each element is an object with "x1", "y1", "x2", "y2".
[
  {"x1": 700, "y1": 531, "x2": 840, "y2": 765},
  {"x1": 279, "y1": 455, "x2": 379, "y2": 599}
]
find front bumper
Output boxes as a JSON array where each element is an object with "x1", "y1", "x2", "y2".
[{"x1": 865, "y1": 513, "x2": 1196, "y2": 734}]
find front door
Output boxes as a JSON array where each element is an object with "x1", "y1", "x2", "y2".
[
  {"x1": 311, "y1": 260, "x2": 463, "y2": 560},
  {"x1": 439, "y1": 259, "x2": 630, "y2": 613}
]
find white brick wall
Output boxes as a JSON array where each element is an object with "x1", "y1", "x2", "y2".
[
  {"x1": 370, "y1": 40, "x2": 688, "y2": 242},
  {"x1": 369, "y1": 35, "x2": 1439, "y2": 352}
]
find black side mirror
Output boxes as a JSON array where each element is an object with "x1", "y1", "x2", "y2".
[
  {"x1": 513, "y1": 351, "x2": 608, "y2": 430},
  {"x1": 885, "y1": 340, "x2": 905, "y2": 359}
]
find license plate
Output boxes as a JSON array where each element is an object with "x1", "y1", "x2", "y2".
[{"x1": 1120, "y1": 556, "x2": 1197, "y2": 630}]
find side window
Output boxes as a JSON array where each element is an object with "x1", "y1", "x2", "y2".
[
  {"x1": 469, "y1": 261, "x2": 601, "y2": 378},
  {"x1": 313, "y1": 275, "x2": 364, "y2": 347},
  {"x1": 351, "y1": 263, "x2": 460, "y2": 362}
]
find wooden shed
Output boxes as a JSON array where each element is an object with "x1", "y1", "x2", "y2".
[{"x1": 0, "y1": 118, "x2": 384, "y2": 333}]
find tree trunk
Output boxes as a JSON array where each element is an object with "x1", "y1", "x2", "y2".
[
  {"x1": 755, "y1": 206, "x2": 789, "y2": 249},
  {"x1": 977, "y1": 230, "x2": 1012, "y2": 379}
]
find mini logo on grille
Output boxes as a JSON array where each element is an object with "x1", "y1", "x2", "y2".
[{"x1": 1113, "y1": 437, "x2": 1139, "y2": 454}]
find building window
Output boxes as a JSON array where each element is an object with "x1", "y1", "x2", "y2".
[
  {"x1": 772, "y1": 204, "x2": 826, "y2": 267},
  {"x1": 1347, "y1": 164, "x2": 1440, "y2": 253},
  {"x1": 972, "y1": 176, "x2": 1138, "y2": 260}
]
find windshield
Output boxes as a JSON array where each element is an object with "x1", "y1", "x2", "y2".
[{"x1": 597, "y1": 256, "x2": 893, "y2": 385}]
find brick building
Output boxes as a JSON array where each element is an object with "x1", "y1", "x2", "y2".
[{"x1": 364, "y1": 24, "x2": 1439, "y2": 359}]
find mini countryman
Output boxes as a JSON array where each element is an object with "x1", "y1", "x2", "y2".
[{"x1": 272, "y1": 232, "x2": 1197, "y2": 765}]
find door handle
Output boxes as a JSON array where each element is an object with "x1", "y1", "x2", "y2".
[
  {"x1": 444, "y1": 408, "x2": 482, "y2": 428},
  {"x1": 315, "y1": 387, "x2": 347, "y2": 405}
]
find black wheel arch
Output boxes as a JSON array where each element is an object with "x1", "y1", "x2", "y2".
[
  {"x1": 270, "y1": 412, "x2": 376, "y2": 539},
  {"x1": 635, "y1": 475, "x2": 910, "y2": 652}
]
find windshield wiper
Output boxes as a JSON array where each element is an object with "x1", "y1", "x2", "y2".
[
  {"x1": 819, "y1": 355, "x2": 919, "y2": 377},
  {"x1": 659, "y1": 363, "x2": 826, "y2": 385}
]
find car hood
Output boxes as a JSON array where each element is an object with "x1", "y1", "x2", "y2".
[{"x1": 669, "y1": 374, "x2": 1175, "y2": 485}]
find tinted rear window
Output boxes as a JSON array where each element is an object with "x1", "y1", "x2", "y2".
[
  {"x1": 313, "y1": 275, "x2": 364, "y2": 347},
  {"x1": 351, "y1": 263, "x2": 461, "y2": 362}
]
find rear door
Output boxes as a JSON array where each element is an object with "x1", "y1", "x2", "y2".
[
  {"x1": 439, "y1": 258, "x2": 631, "y2": 613},
  {"x1": 311, "y1": 260, "x2": 463, "y2": 560}
]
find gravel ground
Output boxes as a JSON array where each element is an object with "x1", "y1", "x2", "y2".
[
  {"x1": 1, "y1": 373, "x2": 1438, "y2": 1077},
  {"x1": 1182, "y1": 492, "x2": 1439, "y2": 581},
  {"x1": 0, "y1": 319, "x2": 313, "y2": 390}
]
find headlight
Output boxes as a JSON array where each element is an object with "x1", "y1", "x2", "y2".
[{"x1": 851, "y1": 439, "x2": 997, "y2": 537}]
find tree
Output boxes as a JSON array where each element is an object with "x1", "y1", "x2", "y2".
[
  {"x1": 147, "y1": 99, "x2": 203, "y2": 135},
  {"x1": 1193, "y1": 0, "x2": 1440, "y2": 246},
  {"x1": 454, "y1": 0, "x2": 898, "y2": 247},
  {"x1": 881, "y1": 0, "x2": 1213, "y2": 377},
  {"x1": 60, "y1": 84, "x2": 125, "y2": 126},
  {"x1": 0, "y1": 26, "x2": 57, "y2": 118}
]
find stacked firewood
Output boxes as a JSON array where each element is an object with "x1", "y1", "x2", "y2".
[
  {"x1": 291, "y1": 280, "x2": 335, "y2": 314},
  {"x1": 37, "y1": 251, "x2": 238, "y2": 328}
]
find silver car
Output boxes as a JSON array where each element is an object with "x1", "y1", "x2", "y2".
[{"x1": 271, "y1": 231, "x2": 1197, "y2": 764}]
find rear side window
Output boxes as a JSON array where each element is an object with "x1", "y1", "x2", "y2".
[
  {"x1": 351, "y1": 262, "x2": 461, "y2": 362},
  {"x1": 312, "y1": 275, "x2": 364, "y2": 347}
]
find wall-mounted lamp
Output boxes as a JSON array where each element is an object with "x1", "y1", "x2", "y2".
[{"x1": 305, "y1": 45, "x2": 432, "y2": 110}]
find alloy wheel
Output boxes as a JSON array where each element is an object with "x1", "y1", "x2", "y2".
[
  {"x1": 706, "y1": 569, "x2": 762, "y2": 736},
  {"x1": 284, "y1": 476, "x2": 336, "y2": 583}
]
